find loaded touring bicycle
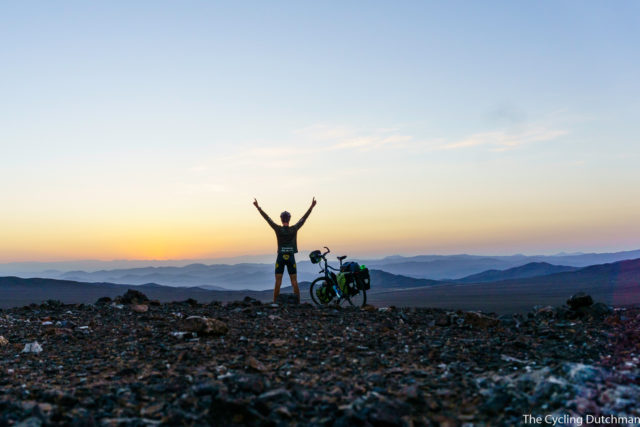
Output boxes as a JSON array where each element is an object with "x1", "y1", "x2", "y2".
[{"x1": 308, "y1": 247, "x2": 370, "y2": 307}]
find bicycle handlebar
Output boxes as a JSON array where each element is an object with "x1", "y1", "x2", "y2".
[{"x1": 322, "y1": 247, "x2": 330, "y2": 258}]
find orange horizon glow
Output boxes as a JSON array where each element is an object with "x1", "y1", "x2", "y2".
[{"x1": 1, "y1": 199, "x2": 639, "y2": 262}]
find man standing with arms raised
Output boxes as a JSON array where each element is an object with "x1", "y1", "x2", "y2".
[{"x1": 254, "y1": 197, "x2": 317, "y2": 303}]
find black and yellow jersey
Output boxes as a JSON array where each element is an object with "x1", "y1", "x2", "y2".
[{"x1": 257, "y1": 206, "x2": 312, "y2": 254}]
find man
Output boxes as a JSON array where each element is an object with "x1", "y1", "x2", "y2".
[{"x1": 253, "y1": 197, "x2": 317, "y2": 303}]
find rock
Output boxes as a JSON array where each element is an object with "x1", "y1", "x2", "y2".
[
  {"x1": 567, "y1": 292, "x2": 593, "y2": 310},
  {"x1": 581, "y1": 302, "x2": 612, "y2": 318},
  {"x1": 246, "y1": 356, "x2": 268, "y2": 372},
  {"x1": 554, "y1": 306, "x2": 571, "y2": 319},
  {"x1": 435, "y1": 314, "x2": 451, "y2": 326},
  {"x1": 131, "y1": 304, "x2": 149, "y2": 313},
  {"x1": 0, "y1": 293, "x2": 638, "y2": 425},
  {"x1": 258, "y1": 388, "x2": 291, "y2": 402},
  {"x1": 399, "y1": 384, "x2": 424, "y2": 403},
  {"x1": 180, "y1": 316, "x2": 228, "y2": 336},
  {"x1": 498, "y1": 314, "x2": 516, "y2": 326},
  {"x1": 243, "y1": 296, "x2": 262, "y2": 306},
  {"x1": 95, "y1": 297, "x2": 112, "y2": 306},
  {"x1": 534, "y1": 305, "x2": 555, "y2": 318},
  {"x1": 15, "y1": 417, "x2": 43, "y2": 427},
  {"x1": 564, "y1": 362, "x2": 603, "y2": 383},
  {"x1": 276, "y1": 294, "x2": 299, "y2": 305},
  {"x1": 116, "y1": 289, "x2": 149, "y2": 305},
  {"x1": 463, "y1": 312, "x2": 499, "y2": 329},
  {"x1": 362, "y1": 304, "x2": 377, "y2": 312},
  {"x1": 0, "y1": 335, "x2": 8, "y2": 346},
  {"x1": 21, "y1": 341, "x2": 43, "y2": 354},
  {"x1": 480, "y1": 390, "x2": 511, "y2": 415}
]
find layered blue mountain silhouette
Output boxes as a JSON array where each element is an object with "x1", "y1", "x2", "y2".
[
  {"x1": 3, "y1": 249, "x2": 640, "y2": 290},
  {"x1": 2, "y1": 255, "x2": 640, "y2": 313},
  {"x1": 453, "y1": 262, "x2": 578, "y2": 283}
]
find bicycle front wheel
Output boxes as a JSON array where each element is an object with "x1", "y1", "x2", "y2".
[{"x1": 310, "y1": 277, "x2": 333, "y2": 306}]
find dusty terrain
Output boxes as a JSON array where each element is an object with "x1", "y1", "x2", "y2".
[{"x1": 0, "y1": 291, "x2": 639, "y2": 426}]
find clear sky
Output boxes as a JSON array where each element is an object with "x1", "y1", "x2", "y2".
[{"x1": 1, "y1": 1, "x2": 639, "y2": 262}]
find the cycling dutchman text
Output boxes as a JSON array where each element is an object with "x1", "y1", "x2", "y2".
[{"x1": 523, "y1": 414, "x2": 640, "y2": 425}]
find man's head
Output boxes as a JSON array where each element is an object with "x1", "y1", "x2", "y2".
[{"x1": 280, "y1": 211, "x2": 291, "y2": 225}]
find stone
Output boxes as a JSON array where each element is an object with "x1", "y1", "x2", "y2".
[
  {"x1": 243, "y1": 296, "x2": 262, "y2": 306},
  {"x1": 21, "y1": 341, "x2": 43, "y2": 354},
  {"x1": 0, "y1": 335, "x2": 8, "y2": 346},
  {"x1": 131, "y1": 304, "x2": 149, "y2": 313},
  {"x1": 582, "y1": 302, "x2": 613, "y2": 318},
  {"x1": 258, "y1": 388, "x2": 291, "y2": 402},
  {"x1": 0, "y1": 292, "x2": 638, "y2": 425},
  {"x1": 95, "y1": 297, "x2": 112, "y2": 306},
  {"x1": 276, "y1": 294, "x2": 299, "y2": 305},
  {"x1": 246, "y1": 356, "x2": 267, "y2": 372},
  {"x1": 435, "y1": 314, "x2": 451, "y2": 326},
  {"x1": 567, "y1": 292, "x2": 593, "y2": 310},
  {"x1": 116, "y1": 289, "x2": 149, "y2": 305},
  {"x1": 180, "y1": 316, "x2": 228, "y2": 336},
  {"x1": 463, "y1": 312, "x2": 499, "y2": 329},
  {"x1": 15, "y1": 417, "x2": 43, "y2": 427}
]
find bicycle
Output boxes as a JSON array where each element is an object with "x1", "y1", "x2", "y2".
[{"x1": 308, "y1": 247, "x2": 369, "y2": 308}]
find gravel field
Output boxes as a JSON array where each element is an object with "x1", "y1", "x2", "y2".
[{"x1": 0, "y1": 291, "x2": 638, "y2": 426}]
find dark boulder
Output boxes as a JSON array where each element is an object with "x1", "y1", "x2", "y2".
[
  {"x1": 243, "y1": 296, "x2": 262, "y2": 306},
  {"x1": 567, "y1": 292, "x2": 593, "y2": 310},
  {"x1": 115, "y1": 289, "x2": 149, "y2": 305},
  {"x1": 577, "y1": 302, "x2": 613, "y2": 319},
  {"x1": 95, "y1": 297, "x2": 112, "y2": 306},
  {"x1": 276, "y1": 294, "x2": 299, "y2": 305}
]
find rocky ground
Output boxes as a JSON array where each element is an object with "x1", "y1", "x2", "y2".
[{"x1": 0, "y1": 291, "x2": 639, "y2": 426}]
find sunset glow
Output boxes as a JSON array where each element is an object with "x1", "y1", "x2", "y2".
[{"x1": 1, "y1": 1, "x2": 639, "y2": 262}]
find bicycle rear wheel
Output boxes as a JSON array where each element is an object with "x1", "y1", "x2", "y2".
[
  {"x1": 346, "y1": 289, "x2": 367, "y2": 308},
  {"x1": 310, "y1": 277, "x2": 333, "y2": 306}
]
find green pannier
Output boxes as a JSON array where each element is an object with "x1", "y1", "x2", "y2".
[{"x1": 315, "y1": 283, "x2": 333, "y2": 303}]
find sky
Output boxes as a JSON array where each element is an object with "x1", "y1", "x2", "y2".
[{"x1": 1, "y1": 1, "x2": 639, "y2": 262}]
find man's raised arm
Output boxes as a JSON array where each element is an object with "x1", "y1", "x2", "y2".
[
  {"x1": 254, "y1": 198, "x2": 278, "y2": 229},
  {"x1": 294, "y1": 197, "x2": 317, "y2": 230}
]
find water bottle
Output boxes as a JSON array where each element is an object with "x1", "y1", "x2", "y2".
[{"x1": 333, "y1": 284, "x2": 343, "y2": 298}]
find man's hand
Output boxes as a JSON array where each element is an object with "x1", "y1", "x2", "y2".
[
  {"x1": 253, "y1": 198, "x2": 260, "y2": 209},
  {"x1": 311, "y1": 197, "x2": 317, "y2": 208}
]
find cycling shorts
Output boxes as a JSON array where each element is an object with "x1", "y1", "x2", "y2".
[{"x1": 275, "y1": 252, "x2": 297, "y2": 275}]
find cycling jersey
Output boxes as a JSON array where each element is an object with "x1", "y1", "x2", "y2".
[{"x1": 257, "y1": 206, "x2": 312, "y2": 254}]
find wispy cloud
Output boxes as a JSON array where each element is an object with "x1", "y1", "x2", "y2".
[
  {"x1": 293, "y1": 124, "x2": 414, "y2": 152},
  {"x1": 437, "y1": 126, "x2": 568, "y2": 152}
]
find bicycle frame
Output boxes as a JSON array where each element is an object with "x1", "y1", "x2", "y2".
[
  {"x1": 316, "y1": 247, "x2": 347, "y2": 301},
  {"x1": 318, "y1": 247, "x2": 343, "y2": 277}
]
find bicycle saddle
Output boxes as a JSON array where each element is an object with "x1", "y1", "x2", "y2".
[{"x1": 337, "y1": 255, "x2": 347, "y2": 261}]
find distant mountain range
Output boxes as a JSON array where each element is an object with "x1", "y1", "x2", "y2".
[
  {"x1": 372, "y1": 257, "x2": 640, "y2": 313},
  {"x1": 0, "y1": 269, "x2": 438, "y2": 309},
  {"x1": 2, "y1": 258, "x2": 640, "y2": 313},
  {"x1": 2, "y1": 249, "x2": 640, "y2": 290},
  {"x1": 453, "y1": 262, "x2": 578, "y2": 283},
  {"x1": 364, "y1": 249, "x2": 640, "y2": 279}
]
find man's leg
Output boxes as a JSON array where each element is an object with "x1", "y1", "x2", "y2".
[
  {"x1": 289, "y1": 274, "x2": 300, "y2": 302},
  {"x1": 274, "y1": 274, "x2": 283, "y2": 302}
]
